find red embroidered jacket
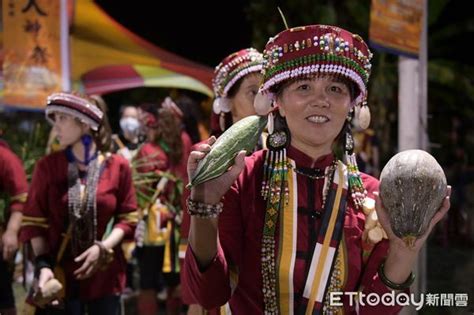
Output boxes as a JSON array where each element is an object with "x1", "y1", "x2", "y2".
[
  {"x1": 20, "y1": 151, "x2": 137, "y2": 300},
  {"x1": 182, "y1": 146, "x2": 404, "y2": 314},
  {"x1": 0, "y1": 141, "x2": 28, "y2": 227}
]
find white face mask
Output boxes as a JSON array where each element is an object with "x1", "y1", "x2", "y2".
[{"x1": 120, "y1": 117, "x2": 140, "y2": 135}]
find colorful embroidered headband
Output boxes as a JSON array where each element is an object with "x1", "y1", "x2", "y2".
[
  {"x1": 212, "y1": 48, "x2": 264, "y2": 114},
  {"x1": 46, "y1": 92, "x2": 104, "y2": 131},
  {"x1": 259, "y1": 24, "x2": 372, "y2": 106}
]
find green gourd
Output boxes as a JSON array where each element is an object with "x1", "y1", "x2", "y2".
[{"x1": 188, "y1": 115, "x2": 267, "y2": 188}]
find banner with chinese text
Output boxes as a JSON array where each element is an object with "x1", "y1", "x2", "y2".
[
  {"x1": 2, "y1": 0, "x2": 62, "y2": 108},
  {"x1": 369, "y1": 0, "x2": 423, "y2": 58}
]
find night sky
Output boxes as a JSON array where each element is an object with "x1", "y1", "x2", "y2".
[
  {"x1": 94, "y1": 0, "x2": 253, "y2": 68},
  {"x1": 94, "y1": 1, "x2": 474, "y2": 67}
]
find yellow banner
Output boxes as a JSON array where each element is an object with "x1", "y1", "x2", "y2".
[
  {"x1": 369, "y1": 0, "x2": 423, "y2": 57},
  {"x1": 2, "y1": 0, "x2": 62, "y2": 108}
]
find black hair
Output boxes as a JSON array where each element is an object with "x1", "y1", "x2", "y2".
[
  {"x1": 89, "y1": 95, "x2": 113, "y2": 153},
  {"x1": 174, "y1": 95, "x2": 201, "y2": 144}
]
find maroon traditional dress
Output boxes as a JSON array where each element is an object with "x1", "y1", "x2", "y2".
[
  {"x1": 0, "y1": 141, "x2": 28, "y2": 309},
  {"x1": 136, "y1": 130, "x2": 192, "y2": 181},
  {"x1": 135, "y1": 135, "x2": 190, "y2": 272},
  {"x1": 182, "y1": 146, "x2": 403, "y2": 314},
  {"x1": 20, "y1": 151, "x2": 137, "y2": 300},
  {"x1": 0, "y1": 140, "x2": 28, "y2": 224},
  {"x1": 136, "y1": 142, "x2": 173, "y2": 227}
]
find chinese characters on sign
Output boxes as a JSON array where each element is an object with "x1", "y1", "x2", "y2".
[
  {"x1": 22, "y1": 0, "x2": 48, "y2": 16},
  {"x1": 329, "y1": 291, "x2": 470, "y2": 310},
  {"x1": 2, "y1": 0, "x2": 63, "y2": 108},
  {"x1": 369, "y1": 0, "x2": 423, "y2": 57}
]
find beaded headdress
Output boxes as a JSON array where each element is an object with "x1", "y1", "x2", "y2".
[
  {"x1": 257, "y1": 25, "x2": 371, "y2": 208},
  {"x1": 259, "y1": 24, "x2": 372, "y2": 107},
  {"x1": 46, "y1": 92, "x2": 104, "y2": 131},
  {"x1": 212, "y1": 48, "x2": 264, "y2": 115}
]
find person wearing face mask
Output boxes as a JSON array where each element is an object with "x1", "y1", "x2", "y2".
[
  {"x1": 113, "y1": 105, "x2": 142, "y2": 162},
  {"x1": 20, "y1": 92, "x2": 138, "y2": 315},
  {"x1": 113, "y1": 105, "x2": 143, "y2": 296}
]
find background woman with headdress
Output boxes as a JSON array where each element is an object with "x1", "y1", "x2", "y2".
[
  {"x1": 179, "y1": 48, "x2": 264, "y2": 313},
  {"x1": 210, "y1": 48, "x2": 264, "y2": 138},
  {"x1": 134, "y1": 99, "x2": 190, "y2": 315},
  {"x1": 20, "y1": 92, "x2": 138, "y2": 315},
  {"x1": 182, "y1": 25, "x2": 451, "y2": 314}
]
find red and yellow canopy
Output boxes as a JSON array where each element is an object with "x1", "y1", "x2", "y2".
[
  {"x1": 72, "y1": 0, "x2": 213, "y2": 96},
  {"x1": 1, "y1": 0, "x2": 213, "y2": 109}
]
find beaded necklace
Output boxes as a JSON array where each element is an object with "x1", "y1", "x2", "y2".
[
  {"x1": 67, "y1": 150, "x2": 103, "y2": 256},
  {"x1": 289, "y1": 161, "x2": 337, "y2": 207}
]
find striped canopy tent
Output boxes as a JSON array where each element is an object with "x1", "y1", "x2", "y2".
[
  {"x1": 0, "y1": 0, "x2": 214, "y2": 105},
  {"x1": 72, "y1": 0, "x2": 213, "y2": 96}
]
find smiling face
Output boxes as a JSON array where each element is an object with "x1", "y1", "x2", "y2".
[
  {"x1": 52, "y1": 113, "x2": 89, "y2": 147},
  {"x1": 277, "y1": 76, "x2": 353, "y2": 157},
  {"x1": 228, "y1": 72, "x2": 262, "y2": 123}
]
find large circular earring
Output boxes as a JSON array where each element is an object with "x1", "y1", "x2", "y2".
[
  {"x1": 266, "y1": 112, "x2": 290, "y2": 151},
  {"x1": 262, "y1": 111, "x2": 290, "y2": 201}
]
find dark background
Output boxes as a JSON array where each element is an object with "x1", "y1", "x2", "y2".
[
  {"x1": 93, "y1": 1, "x2": 255, "y2": 133},
  {"x1": 94, "y1": 1, "x2": 473, "y2": 67},
  {"x1": 94, "y1": 0, "x2": 254, "y2": 67}
]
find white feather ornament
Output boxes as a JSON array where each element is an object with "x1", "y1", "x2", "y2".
[
  {"x1": 355, "y1": 103, "x2": 371, "y2": 130},
  {"x1": 254, "y1": 91, "x2": 273, "y2": 116}
]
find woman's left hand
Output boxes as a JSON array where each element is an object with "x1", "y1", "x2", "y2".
[
  {"x1": 1, "y1": 229, "x2": 19, "y2": 261},
  {"x1": 374, "y1": 185, "x2": 451, "y2": 253},
  {"x1": 73, "y1": 244, "x2": 101, "y2": 280}
]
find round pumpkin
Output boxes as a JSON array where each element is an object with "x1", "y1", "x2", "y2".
[{"x1": 379, "y1": 149, "x2": 447, "y2": 247}]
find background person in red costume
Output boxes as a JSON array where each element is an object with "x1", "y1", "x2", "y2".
[
  {"x1": 135, "y1": 100, "x2": 190, "y2": 315},
  {"x1": 20, "y1": 92, "x2": 138, "y2": 315},
  {"x1": 0, "y1": 139, "x2": 28, "y2": 315},
  {"x1": 183, "y1": 25, "x2": 451, "y2": 314}
]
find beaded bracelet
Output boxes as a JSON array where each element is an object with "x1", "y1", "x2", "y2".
[
  {"x1": 187, "y1": 197, "x2": 224, "y2": 219},
  {"x1": 378, "y1": 261, "x2": 415, "y2": 290},
  {"x1": 94, "y1": 241, "x2": 114, "y2": 267}
]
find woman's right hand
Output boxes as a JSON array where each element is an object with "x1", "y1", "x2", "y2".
[{"x1": 188, "y1": 136, "x2": 247, "y2": 204}]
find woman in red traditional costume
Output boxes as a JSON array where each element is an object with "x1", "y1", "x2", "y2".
[
  {"x1": 0, "y1": 139, "x2": 28, "y2": 315},
  {"x1": 182, "y1": 25, "x2": 451, "y2": 314},
  {"x1": 134, "y1": 100, "x2": 190, "y2": 315},
  {"x1": 179, "y1": 48, "x2": 264, "y2": 313},
  {"x1": 20, "y1": 92, "x2": 138, "y2": 315}
]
